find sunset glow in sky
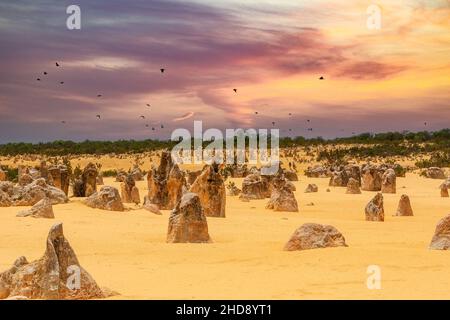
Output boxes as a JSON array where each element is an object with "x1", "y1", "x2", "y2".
[{"x1": 0, "y1": 0, "x2": 449, "y2": 142}]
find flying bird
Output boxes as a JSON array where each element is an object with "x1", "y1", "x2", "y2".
[
  {"x1": 319, "y1": 76, "x2": 324, "y2": 80},
  {"x1": 152, "y1": 127, "x2": 155, "y2": 131},
  {"x1": 43, "y1": 72, "x2": 48, "y2": 75},
  {"x1": 140, "y1": 115, "x2": 145, "y2": 119},
  {"x1": 173, "y1": 112, "x2": 194, "y2": 122},
  {"x1": 60, "y1": 81, "x2": 64, "y2": 84},
  {"x1": 160, "y1": 124, "x2": 164, "y2": 129},
  {"x1": 56, "y1": 62, "x2": 60, "y2": 67},
  {"x1": 233, "y1": 89, "x2": 237, "y2": 93},
  {"x1": 36, "y1": 78, "x2": 41, "y2": 81},
  {"x1": 96, "y1": 115, "x2": 101, "y2": 119},
  {"x1": 160, "y1": 68, "x2": 165, "y2": 73},
  {"x1": 145, "y1": 124, "x2": 149, "y2": 128},
  {"x1": 288, "y1": 113, "x2": 292, "y2": 116},
  {"x1": 97, "y1": 94, "x2": 102, "y2": 97},
  {"x1": 307, "y1": 119, "x2": 310, "y2": 122},
  {"x1": 146, "y1": 104, "x2": 151, "y2": 107},
  {"x1": 255, "y1": 111, "x2": 258, "y2": 115},
  {"x1": 271, "y1": 121, "x2": 275, "y2": 126}
]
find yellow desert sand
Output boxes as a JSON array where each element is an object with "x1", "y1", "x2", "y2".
[{"x1": 1, "y1": 162, "x2": 449, "y2": 300}]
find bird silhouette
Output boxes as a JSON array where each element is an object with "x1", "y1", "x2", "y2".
[
  {"x1": 307, "y1": 119, "x2": 310, "y2": 122},
  {"x1": 319, "y1": 76, "x2": 324, "y2": 80},
  {"x1": 140, "y1": 115, "x2": 145, "y2": 119},
  {"x1": 146, "y1": 104, "x2": 151, "y2": 107},
  {"x1": 43, "y1": 72, "x2": 48, "y2": 75},
  {"x1": 160, "y1": 124, "x2": 164, "y2": 129},
  {"x1": 233, "y1": 89, "x2": 237, "y2": 93},
  {"x1": 145, "y1": 124, "x2": 149, "y2": 128},
  {"x1": 60, "y1": 81, "x2": 64, "y2": 84},
  {"x1": 152, "y1": 127, "x2": 155, "y2": 131},
  {"x1": 97, "y1": 94, "x2": 102, "y2": 97},
  {"x1": 56, "y1": 62, "x2": 60, "y2": 67},
  {"x1": 271, "y1": 121, "x2": 275, "y2": 126},
  {"x1": 96, "y1": 115, "x2": 101, "y2": 119},
  {"x1": 424, "y1": 122, "x2": 427, "y2": 126},
  {"x1": 160, "y1": 68, "x2": 165, "y2": 73},
  {"x1": 288, "y1": 113, "x2": 292, "y2": 116},
  {"x1": 255, "y1": 111, "x2": 258, "y2": 115},
  {"x1": 36, "y1": 78, "x2": 41, "y2": 81}
]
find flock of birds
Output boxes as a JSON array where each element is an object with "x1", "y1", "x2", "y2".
[
  {"x1": 35, "y1": 63, "x2": 430, "y2": 136},
  {"x1": 35, "y1": 61, "x2": 323, "y2": 135}
]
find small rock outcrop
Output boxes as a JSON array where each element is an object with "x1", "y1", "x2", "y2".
[
  {"x1": 346, "y1": 178, "x2": 361, "y2": 194},
  {"x1": 429, "y1": 214, "x2": 450, "y2": 250},
  {"x1": 84, "y1": 186, "x2": 124, "y2": 211},
  {"x1": 365, "y1": 193, "x2": 384, "y2": 222},
  {"x1": 0, "y1": 223, "x2": 105, "y2": 299},
  {"x1": 167, "y1": 193, "x2": 211, "y2": 243},
  {"x1": 190, "y1": 163, "x2": 226, "y2": 218},
  {"x1": 226, "y1": 181, "x2": 241, "y2": 196},
  {"x1": 120, "y1": 175, "x2": 140, "y2": 204},
  {"x1": 72, "y1": 163, "x2": 98, "y2": 197},
  {"x1": 16, "y1": 198, "x2": 54, "y2": 219},
  {"x1": 395, "y1": 194, "x2": 413, "y2": 216},
  {"x1": 240, "y1": 173, "x2": 270, "y2": 200},
  {"x1": 361, "y1": 164, "x2": 382, "y2": 191},
  {"x1": 422, "y1": 167, "x2": 446, "y2": 179},
  {"x1": 441, "y1": 184, "x2": 449, "y2": 198},
  {"x1": 48, "y1": 165, "x2": 70, "y2": 195},
  {"x1": 304, "y1": 184, "x2": 318, "y2": 193},
  {"x1": 381, "y1": 168, "x2": 396, "y2": 193},
  {"x1": 143, "y1": 196, "x2": 162, "y2": 215},
  {"x1": 266, "y1": 175, "x2": 298, "y2": 212},
  {"x1": 284, "y1": 223, "x2": 347, "y2": 251},
  {"x1": 10, "y1": 178, "x2": 68, "y2": 206},
  {"x1": 147, "y1": 152, "x2": 186, "y2": 210}
]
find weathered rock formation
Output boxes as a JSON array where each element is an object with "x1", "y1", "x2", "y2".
[
  {"x1": 395, "y1": 194, "x2": 413, "y2": 216},
  {"x1": 361, "y1": 164, "x2": 383, "y2": 191},
  {"x1": 143, "y1": 196, "x2": 162, "y2": 215},
  {"x1": 73, "y1": 163, "x2": 98, "y2": 197},
  {"x1": 226, "y1": 181, "x2": 241, "y2": 196},
  {"x1": 120, "y1": 175, "x2": 140, "y2": 204},
  {"x1": 266, "y1": 175, "x2": 298, "y2": 212},
  {"x1": 190, "y1": 163, "x2": 226, "y2": 217},
  {"x1": 0, "y1": 223, "x2": 105, "y2": 299},
  {"x1": 346, "y1": 178, "x2": 361, "y2": 194},
  {"x1": 441, "y1": 184, "x2": 449, "y2": 198},
  {"x1": 284, "y1": 223, "x2": 347, "y2": 251},
  {"x1": 381, "y1": 168, "x2": 396, "y2": 194},
  {"x1": 304, "y1": 184, "x2": 318, "y2": 193},
  {"x1": 429, "y1": 214, "x2": 450, "y2": 250},
  {"x1": 167, "y1": 192, "x2": 211, "y2": 243},
  {"x1": 84, "y1": 186, "x2": 124, "y2": 211},
  {"x1": 422, "y1": 167, "x2": 446, "y2": 179},
  {"x1": 48, "y1": 165, "x2": 70, "y2": 195},
  {"x1": 305, "y1": 166, "x2": 329, "y2": 178},
  {"x1": 365, "y1": 193, "x2": 384, "y2": 221},
  {"x1": 17, "y1": 198, "x2": 54, "y2": 219},
  {"x1": 8, "y1": 178, "x2": 68, "y2": 206},
  {"x1": 147, "y1": 151, "x2": 186, "y2": 210},
  {"x1": 239, "y1": 173, "x2": 270, "y2": 200}
]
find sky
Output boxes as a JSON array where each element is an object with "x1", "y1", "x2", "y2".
[{"x1": 0, "y1": 0, "x2": 449, "y2": 143}]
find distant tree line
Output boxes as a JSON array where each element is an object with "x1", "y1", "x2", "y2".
[{"x1": 0, "y1": 129, "x2": 448, "y2": 158}]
